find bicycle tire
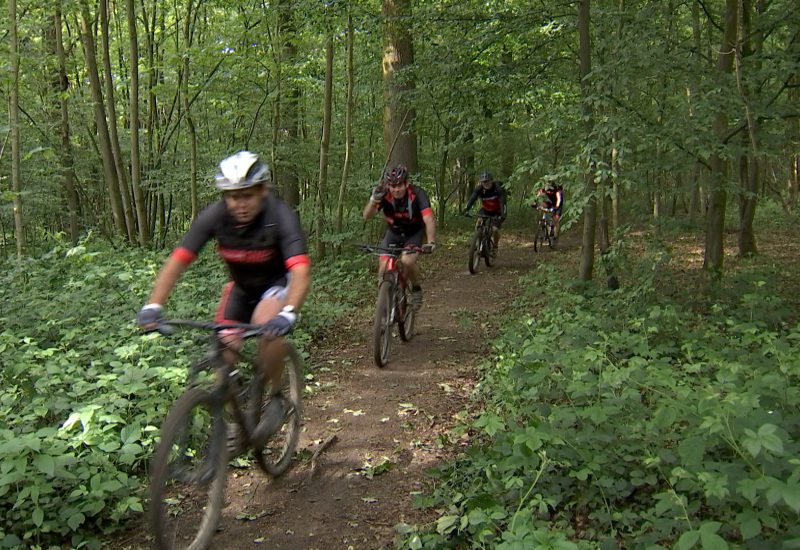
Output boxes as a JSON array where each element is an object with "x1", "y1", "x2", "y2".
[
  {"x1": 373, "y1": 281, "x2": 393, "y2": 367},
  {"x1": 253, "y1": 343, "x2": 303, "y2": 476},
  {"x1": 150, "y1": 387, "x2": 227, "y2": 550},
  {"x1": 483, "y1": 233, "x2": 494, "y2": 267},
  {"x1": 548, "y1": 223, "x2": 559, "y2": 249},
  {"x1": 397, "y1": 282, "x2": 415, "y2": 342},
  {"x1": 534, "y1": 222, "x2": 546, "y2": 252},
  {"x1": 467, "y1": 231, "x2": 481, "y2": 274}
]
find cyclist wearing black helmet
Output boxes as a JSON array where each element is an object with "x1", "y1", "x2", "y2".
[
  {"x1": 463, "y1": 171, "x2": 507, "y2": 256},
  {"x1": 138, "y1": 151, "x2": 310, "y2": 446},
  {"x1": 536, "y1": 179, "x2": 563, "y2": 238},
  {"x1": 363, "y1": 164, "x2": 436, "y2": 310}
]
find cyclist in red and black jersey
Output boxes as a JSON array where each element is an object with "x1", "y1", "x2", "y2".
[
  {"x1": 138, "y1": 151, "x2": 310, "y2": 441},
  {"x1": 463, "y1": 171, "x2": 507, "y2": 255},
  {"x1": 537, "y1": 179, "x2": 563, "y2": 238},
  {"x1": 363, "y1": 165, "x2": 436, "y2": 310}
]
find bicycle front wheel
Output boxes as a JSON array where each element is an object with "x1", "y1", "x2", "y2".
[
  {"x1": 534, "y1": 222, "x2": 546, "y2": 252},
  {"x1": 254, "y1": 343, "x2": 303, "y2": 477},
  {"x1": 373, "y1": 281, "x2": 393, "y2": 367},
  {"x1": 467, "y1": 231, "x2": 481, "y2": 274},
  {"x1": 398, "y1": 282, "x2": 415, "y2": 342},
  {"x1": 483, "y1": 235, "x2": 494, "y2": 267},
  {"x1": 150, "y1": 387, "x2": 227, "y2": 550}
]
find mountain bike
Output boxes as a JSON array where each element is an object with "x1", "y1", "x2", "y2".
[
  {"x1": 466, "y1": 212, "x2": 501, "y2": 274},
  {"x1": 148, "y1": 319, "x2": 302, "y2": 550},
  {"x1": 533, "y1": 206, "x2": 558, "y2": 251},
  {"x1": 354, "y1": 244, "x2": 425, "y2": 367}
]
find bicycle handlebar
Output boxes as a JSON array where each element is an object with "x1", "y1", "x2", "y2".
[
  {"x1": 151, "y1": 319, "x2": 273, "y2": 339},
  {"x1": 464, "y1": 212, "x2": 502, "y2": 219},
  {"x1": 351, "y1": 243, "x2": 428, "y2": 256}
]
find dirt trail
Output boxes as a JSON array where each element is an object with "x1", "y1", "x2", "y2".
[{"x1": 120, "y1": 228, "x2": 571, "y2": 550}]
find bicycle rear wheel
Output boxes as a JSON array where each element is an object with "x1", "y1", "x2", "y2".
[
  {"x1": 548, "y1": 222, "x2": 559, "y2": 249},
  {"x1": 467, "y1": 231, "x2": 481, "y2": 274},
  {"x1": 254, "y1": 343, "x2": 303, "y2": 477},
  {"x1": 372, "y1": 281, "x2": 393, "y2": 367},
  {"x1": 397, "y1": 282, "x2": 415, "y2": 342},
  {"x1": 150, "y1": 387, "x2": 227, "y2": 550}
]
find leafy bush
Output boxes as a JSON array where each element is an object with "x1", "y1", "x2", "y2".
[
  {"x1": 397, "y1": 259, "x2": 800, "y2": 549},
  {"x1": 0, "y1": 234, "x2": 364, "y2": 549}
]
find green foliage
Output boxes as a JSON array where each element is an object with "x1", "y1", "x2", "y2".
[
  {"x1": 397, "y1": 257, "x2": 800, "y2": 549},
  {"x1": 0, "y1": 234, "x2": 365, "y2": 548}
]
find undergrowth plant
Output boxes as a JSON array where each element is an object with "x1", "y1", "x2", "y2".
[
  {"x1": 396, "y1": 245, "x2": 800, "y2": 549},
  {"x1": 0, "y1": 234, "x2": 364, "y2": 549}
]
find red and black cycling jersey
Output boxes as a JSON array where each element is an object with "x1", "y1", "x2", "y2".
[
  {"x1": 465, "y1": 181, "x2": 507, "y2": 216},
  {"x1": 375, "y1": 184, "x2": 433, "y2": 236},
  {"x1": 170, "y1": 195, "x2": 309, "y2": 294},
  {"x1": 539, "y1": 186, "x2": 563, "y2": 208}
]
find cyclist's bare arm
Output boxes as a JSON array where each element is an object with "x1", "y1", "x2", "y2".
[
  {"x1": 146, "y1": 255, "x2": 190, "y2": 306},
  {"x1": 423, "y1": 212, "x2": 436, "y2": 244},
  {"x1": 363, "y1": 199, "x2": 379, "y2": 219},
  {"x1": 284, "y1": 262, "x2": 311, "y2": 312}
]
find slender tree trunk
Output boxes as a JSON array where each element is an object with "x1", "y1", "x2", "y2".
[
  {"x1": 382, "y1": 0, "x2": 418, "y2": 171},
  {"x1": 578, "y1": 0, "x2": 597, "y2": 281},
  {"x1": 128, "y1": 0, "x2": 148, "y2": 245},
  {"x1": 182, "y1": 0, "x2": 198, "y2": 218},
  {"x1": 100, "y1": 0, "x2": 135, "y2": 243},
  {"x1": 316, "y1": 36, "x2": 334, "y2": 259},
  {"x1": 79, "y1": 3, "x2": 127, "y2": 236},
  {"x1": 736, "y1": 0, "x2": 763, "y2": 257},
  {"x1": 611, "y1": 0, "x2": 624, "y2": 231},
  {"x1": 335, "y1": 7, "x2": 355, "y2": 254},
  {"x1": 704, "y1": 0, "x2": 738, "y2": 280},
  {"x1": 274, "y1": 0, "x2": 300, "y2": 206},
  {"x1": 9, "y1": 0, "x2": 25, "y2": 256},
  {"x1": 50, "y1": 8, "x2": 81, "y2": 244}
]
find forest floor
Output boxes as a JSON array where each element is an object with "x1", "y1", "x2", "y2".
[{"x1": 115, "y1": 222, "x2": 576, "y2": 550}]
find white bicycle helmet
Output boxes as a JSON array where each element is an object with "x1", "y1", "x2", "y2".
[{"x1": 215, "y1": 151, "x2": 271, "y2": 190}]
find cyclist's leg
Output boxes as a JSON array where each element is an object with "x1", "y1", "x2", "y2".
[
  {"x1": 251, "y1": 282, "x2": 290, "y2": 435},
  {"x1": 378, "y1": 230, "x2": 398, "y2": 282},
  {"x1": 403, "y1": 232, "x2": 424, "y2": 310},
  {"x1": 492, "y1": 215, "x2": 503, "y2": 250},
  {"x1": 554, "y1": 206, "x2": 562, "y2": 237}
]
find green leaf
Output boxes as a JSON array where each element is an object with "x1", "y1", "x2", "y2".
[
  {"x1": 67, "y1": 512, "x2": 85, "y2": 531},
  {"x1": 677, "y1": 530, "x2": 700, "y2": 550},
  {"x1": 436, "y1": 515, "x2": 458, "y2": 535},
  {"x1": 32, "y1": 508, "x2": 44, "y2": 527},
  {"x1": 699, "y1": 532, "x2": 728, "y2": 550},
  {"x1": 33, "y1": 454, "x2": 55, "y2": 477}
]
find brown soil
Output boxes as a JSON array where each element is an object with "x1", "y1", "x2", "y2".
[{"x1": 115, "y1": 226, "x2": 573, "y2": 550}]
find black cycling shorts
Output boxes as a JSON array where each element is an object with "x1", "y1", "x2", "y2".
[
  {"x1": 478, "y1": 208, "x2": 504, "y2": 229},
  {"x1": 380, "y1": 227, "x2": 424, "y2": 251}
]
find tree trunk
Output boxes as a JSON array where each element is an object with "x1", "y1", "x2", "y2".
[
  {"x1": 704, "y1": 0, "x2": 738, "y2": 280},
  {"x1": 51, "y1": 7, "x2": 81, "y2": 244},
  {"x1": 335, "y1": 6, "x2": 355, "y2": 254},
  {"x1": 274, "y1": 0, "x2": 300, "y2": 206},
  {"x1": 382, "y1": 0, "x2": 418, "y2": 171},
  {"x1": 9, "y1": 0, "x2": 25, "y2": 256},
  {"x1": 100, "y1": 0, "x2": 135, "y2": 243},
  {"x1": 316, "y1": 36, "x2": 334, "y2": 259},
  {"x1": 181, "y1": 0, "x2": 198, "y2": 219},
  {"x1": 578, "y1": 0, "x2": 597, "y2": 282},
  {"x1": 128, "y1": 0, "x2": 148, "y2": 245},
  {"x1": 79, "y1": 3, "x2": 127, "y2": 236},
  {"x1": 736, "y1": 0, "x2": 763, "y2": 257}
]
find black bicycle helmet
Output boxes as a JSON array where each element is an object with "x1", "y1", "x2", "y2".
[
  {"x1": 385, "y1": 165, "x2": 409, "y2": 185},
  {"x1": 215, "y1": 151, "x2": 271, "y2": 190}
]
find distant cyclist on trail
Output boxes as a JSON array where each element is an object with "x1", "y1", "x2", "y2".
[
  {"x1": 363, "y1": 165, "x2": 436, "y2": 310},
  {"x1": 536, "y1": 179, "x2": 563, "y2": 239},
  {"x1": 463, "y1": 171, "x2": 507, "y2": 256},
  {"x1": 137, "y1": 150, "x2": 311, "y2": 448}
]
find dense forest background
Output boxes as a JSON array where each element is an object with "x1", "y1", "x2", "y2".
[
  {"x1": 2, "y1": 0, "x2": 800, "y2": 548},
  {"x1": 3, "y1": 0, "x2": 798, "y2": 276}
]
